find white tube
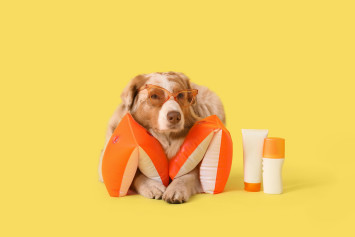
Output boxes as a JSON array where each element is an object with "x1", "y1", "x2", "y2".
[{"x1": 241, "y1": 129, "x2": 268, "y2": 192}]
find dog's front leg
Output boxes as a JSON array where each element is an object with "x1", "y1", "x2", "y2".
[
  {"x1": 132, "y1": 170, "x2": 167, "y2": 200},
  {"x1": 163, "y1": 167, "x2": 202, "y2": 204}
]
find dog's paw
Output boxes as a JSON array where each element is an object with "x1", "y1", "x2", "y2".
[
  {"x1": 138, "y1": 180, "x2": 166, "y2": 200},
  {"x1": 163, "y1": 184, "x2": 190, "y2": 204}
]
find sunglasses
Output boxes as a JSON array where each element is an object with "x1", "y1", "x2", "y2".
[{"x1": 139, "y1": 84, "x2": 198, "y2": 107}]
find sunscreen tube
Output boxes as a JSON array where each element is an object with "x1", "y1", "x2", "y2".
[
  {"x1": 241, "y1": 129, "x2": 268, "y2": 192},
  {"x1": 262, "y1": 137, "x2": 285, "y2": 194}
]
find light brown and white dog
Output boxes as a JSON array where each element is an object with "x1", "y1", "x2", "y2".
[{"x1": 98, "y1": 72, "x2": 225, "y2": 203}]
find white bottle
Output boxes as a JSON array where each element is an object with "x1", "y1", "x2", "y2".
[{"x1": 262, "y1": 137, "x2": 285, "y2": 194}]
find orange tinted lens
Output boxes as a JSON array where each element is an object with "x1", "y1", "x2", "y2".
[
  {"x1": 176, "y1": 91, "x2": 195, "y2": 106},
  {"x1": 148, "y1": 88, "x2": 167, "y2": 106}
]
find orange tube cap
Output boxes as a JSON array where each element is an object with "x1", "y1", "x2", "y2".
[
  {"x1": 244, "y1": 182, "x2": 261, "y2": 192},
  {"x1": 263, "y1": 137, "x2": 285, "y2": 158}
]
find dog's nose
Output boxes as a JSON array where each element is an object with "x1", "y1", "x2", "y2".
[{"x1": 167, "y1": 111, "x2": 181, "y2": 124}]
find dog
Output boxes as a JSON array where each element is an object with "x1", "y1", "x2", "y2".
[{"x1": 98, "y1": 72, "x2": 225, "y2": 203}]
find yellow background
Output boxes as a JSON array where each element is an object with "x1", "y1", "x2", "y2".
[{"x1": 1, "y1": 0, "x2": 354, "y2": 236}]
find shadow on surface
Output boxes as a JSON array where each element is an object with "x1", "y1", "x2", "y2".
[
  {"x1": 223, "y1": 172, "x2": 243, "y2": 192},
  {"x1": 283, "y1": 175, "x2": 332, "y2": 193},
  {"x1": 222, "y1": 169, "x2": 333, "y2": 194}
]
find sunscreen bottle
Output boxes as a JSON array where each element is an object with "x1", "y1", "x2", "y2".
[
  {"x1": 262, "y1": 137, "x2": 285, "y2": 194},
  {"x1": 242, "y1": 129, "x2": 269, "y2": 192}
]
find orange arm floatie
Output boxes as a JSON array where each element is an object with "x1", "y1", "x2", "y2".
[
  {"x1": 102, "y1": 113, "x2": 169, "y2": 197},
  {"x1": 169, "y1": 115, "x2": 233, "y2": 194}
]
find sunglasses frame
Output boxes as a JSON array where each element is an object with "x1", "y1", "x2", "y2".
[{"x1": 138, "y1": 84, "x2": 198, "y2": 107}]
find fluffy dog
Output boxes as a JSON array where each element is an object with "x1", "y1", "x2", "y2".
[{"x1": 98, "y1": 72, "x2": 225, "y2": 203}]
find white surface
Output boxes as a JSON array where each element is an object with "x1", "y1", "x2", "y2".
[
  {"x1": 119, "y1": 147, "x2": 139, "y2": 196},
  {"x1": 175, "y1": 132, "x2": 214, "y2": 178},
  {"x1": 262, "y1": 158, "x2": 284, "y2": 194},
  {"x1": 138, "y1": 147, "x2": 163, "y2": 184},
  {"x1": 200, "y1": 130, "x2": 222, "y2": 193},
  {"x1": 241, "y1": 129, "x2": 268, "y2": 183}
]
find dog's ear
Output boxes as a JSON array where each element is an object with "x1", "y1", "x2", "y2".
[{"x1": 120, "y1": 74, "x2": 148, "y2": 111}]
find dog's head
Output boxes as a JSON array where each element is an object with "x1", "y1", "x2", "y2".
[{"x1": 120, "y1": 72, "x2": 199, "y2": 136}]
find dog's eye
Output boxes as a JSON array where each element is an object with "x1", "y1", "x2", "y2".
[
  {"x1": 150, "y1": 94, "x2": 159, "y2": 99},
  {"x1": 177, "y1": 93, "x2": 184, "y2": 99}
]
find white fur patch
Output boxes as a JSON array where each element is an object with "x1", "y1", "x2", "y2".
[
  {"x1": 146, "y1": 73, "x2": 173, "y2": 92},
  {"x1": 158, "y1": 99, "x2": 184, "y2": 131},
  {"x1": 149, "y1": 129, "x2": 185, "y2": 159},
  {"x1": 145, "y1": 73, "x2": 184, "y2": 132}
]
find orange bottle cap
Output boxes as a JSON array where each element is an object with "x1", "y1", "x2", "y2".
[{"x1": 263, "y1": 137, "x2": 285, "y2": 158}]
